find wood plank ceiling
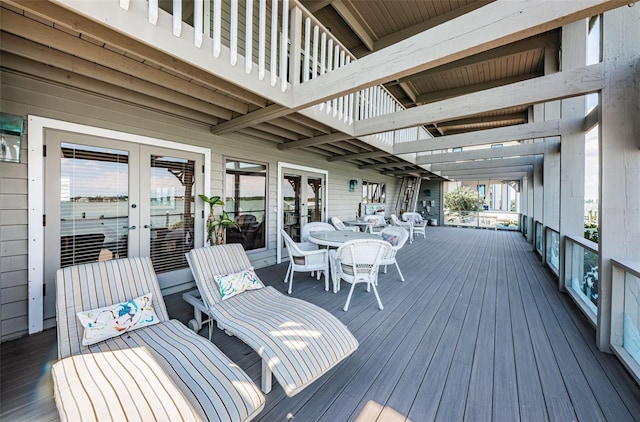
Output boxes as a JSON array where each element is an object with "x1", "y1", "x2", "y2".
[{"x1": 0, "y1": 0, "x2": 561, "y2": 180}]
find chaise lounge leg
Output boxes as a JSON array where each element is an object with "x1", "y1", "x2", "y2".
[{"x1": 261, "y1": 360, "x2": 272, "y2": 394}]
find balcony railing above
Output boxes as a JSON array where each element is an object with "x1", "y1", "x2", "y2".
[{"x1": 59, "y1": 0, "x2": 431, "y2": 150}]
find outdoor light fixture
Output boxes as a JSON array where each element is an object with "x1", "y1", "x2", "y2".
[
  {"x1": 0, "y1": 112, "x2": 24, "y2": 163},
  {"x1": 349, "y1": 179, "x2": 358, "y2": 192}
]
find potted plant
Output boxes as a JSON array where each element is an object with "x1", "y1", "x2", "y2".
[{"x1": 199, "y1": 194, "x2": 239, "y2": 245}]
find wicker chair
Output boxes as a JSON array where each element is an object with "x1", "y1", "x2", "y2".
[
  {"x1": 300, "y1": 221, "x2": 336, "y2": 243},
  {"x1": 402, "y1": 212, "x2": 427, "y2": 240},
  {"x1": 330, "y1": 216, "x2": 359, "y2": 232},
  {"x1": 281, "y1": 229, "x2": 329, "y2": 293},
  {"x1": 378, "y1": 226, "x2": 409, "y2": 281},
  {"x1": 390, "y1": 213, "x2": 414, "y2": 243},
  {"x1": 363, "y1": 214, "x2": 387, "y2": 234}
]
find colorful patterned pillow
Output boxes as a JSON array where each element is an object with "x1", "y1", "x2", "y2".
[
  {"x1": 214, "y1": 268, "x2": 263, "y2": 300},
  {"x1": 77, "y1": 293, "x2": 159, "y2": 346},
  {"x1": 381, "y1": 232, "x2": 399, "y2": 247}
]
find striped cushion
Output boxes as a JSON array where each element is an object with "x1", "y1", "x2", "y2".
[
  {"x1": 56, "y1": 257, "x2": 169, "y2": 359},
  {"x1": 53, "y1": 320, "x2": 264, "y2": 422},
  {"x1": 187, "y1": 245, "x2": 359, "y2": 397},
  {"x1": 54, "y1": 257, "x2": 265, "y2": 422}
]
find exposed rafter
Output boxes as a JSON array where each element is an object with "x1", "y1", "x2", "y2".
[
  {"x1": 358, "y1": 161, "x2": 408, "y2": 170},
  {"x1": 395, "y1": 120, "x2": 563, "y2": 154},
  {"x1": 331, "y1": 1, "x2": 375, "y2": 52},
  {"x1": 327, "y1": 150, "x2": 392, "y2": 162},
  {"x1": 356, "y1": 63, "x2": 604, "y2": 137},
  {"x1": 278, "y1": 132, "x2": 353, "y2": 150}
]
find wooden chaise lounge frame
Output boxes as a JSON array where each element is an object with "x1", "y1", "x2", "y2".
[
  {"x1": 186, "y1": 244, "x2": 359, "y2": 397},
  {"x1": 51, "y1": 256, "x2": 265, "y2": 421}
]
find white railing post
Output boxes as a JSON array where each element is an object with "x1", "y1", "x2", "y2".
[
  {"x1": 230, "y1": 0, "x2": 238, "y2": 65},
  {"x1": 270, "y1": 0, "x2": 278, "y2": 87},
  {"x1": 288, "y1": 6, "x2": 303, "y2": 85},
  {"x1": 280, "y1": 0, "x2": 289, "y2": 91},
  {"x1": 149, "y1": 0, "x2": 158, "y2": 24},
  {"x1": 245, "y1": 0, "x2": 253, "y2": 73},
  {"x1": 194, "y1": 0, "x2": 203, "y2": 47},
  {"x1": 258, "y1": 0, "x2": 266, "y2": 80},
  {"x1": 212, "y1": 0, "x2": 221, "y2": 57},
  {"x1": 172, "y1": 0, "x2": 182, "y2": 36},
  {"x1": 303, "y1": 18, "x2": 310, "y2": 82},
  {"x1": 312, "y1": 25, "x2": 319, "y2": 79},
  {"x1": 119, "y1": 0, "x2": 130, "y2": 10}
]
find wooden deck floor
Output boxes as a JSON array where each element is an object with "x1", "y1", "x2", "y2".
[{"x1": 2, "y1": 227, "x2": 640, "y2": 421}]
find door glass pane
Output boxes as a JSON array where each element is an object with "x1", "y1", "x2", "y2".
[
  {"x1": 308, "y1": 177, "x2": 323, "y2": 223},
  {"x1": 149, "y1": 155, "x2": 195, "y2": 273},
  {"x1": 283, "y1": 175, "x2": 302, "y2": 242},
  {"x1": 225, "y1": 160, "x2": 267, "y2": 250},
  {"x1": 60, "y1": 143, "x2": 129, "y2": 267}
]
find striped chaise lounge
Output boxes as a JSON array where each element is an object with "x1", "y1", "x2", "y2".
[
  {"x1": 51, "y1": 256, "x2": 265, "y2": 422},
  {"x1": 186, "y1": 244, "x2": 359, "y2": 397}
]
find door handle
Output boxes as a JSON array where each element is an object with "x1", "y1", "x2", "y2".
[
  {"x1": 143, "y1": 224, "x2": 152, "y2": 229},
  {"x1": 126, "y1": 225, "x2": 137, "y2": 230}
]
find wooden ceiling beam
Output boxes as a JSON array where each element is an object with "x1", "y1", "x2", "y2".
[
  {"x1": 358, "y1": 161, "x2": 408, "y2": 170},
  {"x1": 399, "y1": 32, "x2": 558, "y2": 84},
  {"x1": 331, "y1": 1, "x2": 375, "y2": 51},
  {"x1": 435, "y1": 113, "x2": 528, "y2": 129},
  {"x1": 211, "y1": 104, "x2": 289, "y2": 134},
  {"x1": 416, "y1": 141, "x2": 554, "y2": 164},
  {"x1": 292, "y1": 0, "x2": 620, "y2": 109},
  {"x1": 396, "y1": 119, "x2": 563, "y2": 154},
  {"x1": 441, "y1": 165, "x2": 532, "y2": 176},
  {"x1": 358, "y1": 63, "x2": 602, "y2": 137},
  {"x1": 446, "y1": 172, "x2": 527, "y2": 181},
  {"x1": 278, "y1": 132, "x2": 352, "y2": 150},
  {"x1": 416, "y1": 72, "x2": 543, "y2": 105},
  {"x1": 430, "y1": 157, "x2": 536, "y2": 172},
  {"x1": 327, "y1": 150, "x2": 392, "y2": 162}
]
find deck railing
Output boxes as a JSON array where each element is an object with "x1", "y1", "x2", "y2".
[
  {"x1": 444, "y1": 210, "x2": 520, "y2": 230},
  {"x1": 610, "y1": 259, "x2": 640, "y2": 384},
  {"x1": 546, "y1": 227, "x2": 560, "y2": 275},
  {"x1": 112, "y1": 0, "x2": 431, "y2": 149},
  {"x1": 534, "y1": 220, "x2": 544, "y2": 256},
  {"x1": 565, "y1": 235, "x2": 599, "y2": 324}
]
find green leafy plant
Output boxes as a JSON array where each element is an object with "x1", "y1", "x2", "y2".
[
  {"x1": 199, "y1": 194, "x2": 239, "y2": 245},
  {"x1": 444, "y1": 186, "x2": 483, "y2": 212}
]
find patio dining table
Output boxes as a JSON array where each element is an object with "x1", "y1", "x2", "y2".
[{"x1": 308, "y1": 230, "x2": 380, "y2": 247}]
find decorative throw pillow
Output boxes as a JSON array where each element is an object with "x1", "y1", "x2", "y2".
[
  {"x1": 381, "y1": 232, "x2": 399, "y2": 247},
  {"x1": 77, "y1": 293, "x2": 159, "y2": 346},
  {"x1": 214, "y1": 268, "x2": 262, "y2": 300}
]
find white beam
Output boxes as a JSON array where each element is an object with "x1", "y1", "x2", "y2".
[
  {"x1": 277, "y1": 132, "x2": 352, "y2": 150},
  {"x1": 397, "y1": 120, "x2": 563, "y2": 154},
  {"x1": 446, "y1": 172, "x2": 527, "y2": 181},
  {"x1": 292, "y1": 0, "x2": 621, "y2": 109},
  {"x1": 357, "y1": 63, "x2": 604, "y2": 136},
  {"x1": 431, "y1": 157, "x2": 536, "y2": 172},
  {"x1": 441, "y1": 165, "x2": 533, "y2": 176},
  {"x1": 416, "y1": 142, "x2": 554, "y2": 164},
  {"x1": 328, "y1": 150, "x2": 392, "y2": 162}
]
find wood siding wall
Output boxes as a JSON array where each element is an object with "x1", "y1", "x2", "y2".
[
  {"x1": 417, "y1": 180, "x2": 443, "y2": 225},
  {"x1": 0, "y1": 69, "x2": 400, "y2": 342}
]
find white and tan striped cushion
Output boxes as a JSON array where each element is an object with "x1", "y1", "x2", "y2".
[
  {"x1": 54, "y1": 257, "x2": 265, "y2": 421},
  {"x1": 53, "y1": 320, "x2": 264, "y2": 422},
  {"x1": 56, "y1": 257, "x2": 170, "y2": 359},
  {"x1": 187, "y1": 245, "x2": 359, "y2": 397}
]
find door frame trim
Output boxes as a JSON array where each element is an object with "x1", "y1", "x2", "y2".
[
  {"x1": 28, "y1": 115, "x2": 211, "y2": 334},
  {"x1": 276, "y1": 162, "x2": 328, "y2": 264}
]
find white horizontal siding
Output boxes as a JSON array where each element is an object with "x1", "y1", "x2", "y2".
[{"x1": 0, "y1": 68, "x2": 398, "y2": 340}]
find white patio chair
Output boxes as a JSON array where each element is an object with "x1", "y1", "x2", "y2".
[
  {"x1": 390, "y1": 213, "x2": 413, "y2": 243},
  {"x1": 281, "y1": 229, "x2": 329, "y2": 293},
  {"x1": 402, "y1": 211, "x2": 427, "y2": 240},
  {"x1": 329, "y1": 239, "x2": 392, "y2": 311},
  {"x1": 363, "y1": 214, "x2": 387, "y2": 234},
  {"x1": 301, "y1": 221, "x2": 336, "y2": 243},
  {"x1": 330, "y1": 216, "x2": 359, "y2": 231},
  {"x1": 379, "y1": 226, "x2": 409, "y2": 281}
]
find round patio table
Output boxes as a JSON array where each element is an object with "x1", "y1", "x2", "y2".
[{"x1": 308, "y1": 230, "x2": 380, "y2": 247}]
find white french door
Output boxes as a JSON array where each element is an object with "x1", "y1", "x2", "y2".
[{"x1": 43, "y1": 129, "x2": 204, "y2": 323}]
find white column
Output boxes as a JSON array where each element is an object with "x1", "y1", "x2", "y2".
[
  {"x1": 533, "y1": 156, "x2": 544, "y2": 257},
  {"x1": 597, "y1": 5, "x2": 640, "y2": 352},
  {"x1": 559, "y1": 20, "x2": 587, "y2": 292}
]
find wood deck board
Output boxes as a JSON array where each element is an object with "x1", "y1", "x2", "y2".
[{"x1": 2, "y1": 227, "x2": 640, "y2": 422}]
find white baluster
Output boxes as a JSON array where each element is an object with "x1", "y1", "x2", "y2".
[
  {"x1": 213, "y1": 0, "x2": 221, "y2": 57},
  {"x1": 270, "y1": 0, "x2": 278, "y2": 87},
  {"x1": 325, "y1": 39, "x2": 333, "y2": 113},
  {"x1": 245, "y1": 0, "x2": 253, "y2": 73},
  {"x1": 119, "y1": 0, "x2": 130, "y2": 10},
  {"x1": 319, "y1": 32, "x2": 326, "y2": 110},
  {"x1": 149, "y1": 0, "x2": 158, "y2": 24},
  {"x1": 303, "y1": 18, "x2": 310, "y2": 82},
  {"x1": 173, "y1": 0, "x2": 182, "y2": 36},
  {"x1": 344, "y1": 56, "x2": 351, "y2": 123},
  {"x1": 258, "y1": 0, "x2": 266, "y2": 80},
  {"x1": 194, "y1": 0, "x2": 203, "y2": 47},
  {"x1": 280, "y1": 0, "x2": 289, "y2": 91},
  {"x1": 332, "y1": 45, "x2": 339, "y2": 116},
  {"x1": 204, "y1": 0, "x2": 211, "y2": 36},
  {"x1": 230, "y1": 0, "x2": 238, "y2": 65},
  {"x1": 312, "y1": 25, "x2": 319, "y2": 79}
]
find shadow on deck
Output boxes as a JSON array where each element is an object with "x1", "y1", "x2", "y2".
[{"x1": 2, "y1": 227, "x2": 639, "y2": 421}]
